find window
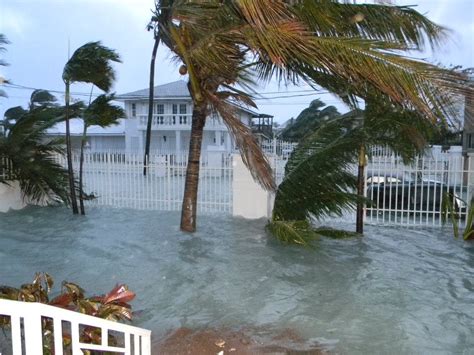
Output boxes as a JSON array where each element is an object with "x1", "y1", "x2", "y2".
[
  {"x1": 131, "y1": 103, "x2": 136, "y2": 117},
  {"x1": 179, "y1": 104, "x2": 187, "y2": 124},
  {"x1": 172, "y1": 104, "x2": 178, "y2": 114},
  {"x1": 156, "y1": 104, "x2": 164, "y2": 115}
]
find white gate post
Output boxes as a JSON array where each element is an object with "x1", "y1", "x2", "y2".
[{"x1": 232, "y1": 154, "x2": 273, "y2": 219}]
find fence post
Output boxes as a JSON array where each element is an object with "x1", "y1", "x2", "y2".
[{"x1": 23, "y1": 305, "x2": 43, "y2": 354}]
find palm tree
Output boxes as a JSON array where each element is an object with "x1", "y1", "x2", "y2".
[
  {"x1": 151, "y1": 0, "x2": 467, "y2": 233},
  {"x1": 0, "y1": 91, "x2": 78, "y2": 205},
  {"x1": 62, "y1": 42, "x2": 121, "y2": 214},
  {"x1": 78, "y1": 94, "x2": 125, "y2": 214},
  {"x1": 143, "y1": 7, "x2": 163, "y2": 176}
]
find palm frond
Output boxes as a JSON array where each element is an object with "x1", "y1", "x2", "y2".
[
  {"x1": 291, "y1": 0, "x2": 447, "y2": 50},
  {"x1": 208, "y1": 95, "x2": 275, "y2": 191},
  {"x1": 274, "y1": 117, "x2": 361, "y2": 221},
  {"x1": 62, "y1": 42, "x2": 121, "y2": 92},
  {"x1": 83, "y1": 94, "x2": 125, "y2": 128}
]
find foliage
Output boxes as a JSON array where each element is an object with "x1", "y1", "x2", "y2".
[
  {"x1": 63, "y1": 42, "x2": 121, "y2": 92},
  {"x1": 0, "y1": 273, "x2": 135, "y2": 354},
  {"x1": 0, "y1": 91, "x2": 83, "y2": 205},
  {"x1": 62, "y1": 41, "x2": 121, "y2": 215},
  {"x1": 275, "y1": 117, "x2": 361, "y2": 221},
  {"x1": 83, "y1": 94, "x2": 125, "y2": 129},
  {"x1": 441, "y1": 192, "x2": 474, "y2": 240},
  {"x1": 151, "y1": 0, "x2": 469, "y2": 232},
  {"x1": 280, "y1": 99, "x2": 340, "y2": 141}
]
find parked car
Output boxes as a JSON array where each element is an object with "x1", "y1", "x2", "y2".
[{"x1": 366, "y1": 173, "x2": 466, "y2": 212}]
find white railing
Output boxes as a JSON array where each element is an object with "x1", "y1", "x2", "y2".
[
  {"x1": 0, "y1": 299, "x2": 151, "y2": 355},
  {"x1": 137, "y1": 114, "x2": 226, "y2": 130},
  {"x1": 260, "y1": 138, "x2": 298, "y2": 159}
]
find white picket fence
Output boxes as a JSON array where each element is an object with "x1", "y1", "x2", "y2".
[
  {"x1": 365, "y1": 149, "x2": 473, "y2": 227},
  {"x1": 0, "y1": 299, "x2": 151, "y2": 355},
  {"x1": 57, "y1": 151, "x2": 233, "y2": 214},
  {"x1": 51, "y1": 144, "x2": 474, "y2": 228}
]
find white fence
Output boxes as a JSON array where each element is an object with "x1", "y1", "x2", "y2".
[
  {"x1": 0, "y1": 299, "x2": 151, "y2": 355},
  {"x1": 59, "y1": 151, "x2": 233, "y2": 214},
  {"x1": 365, "y1": 149, "x2": 473, "y2": 227},
  {"x1": 49, "y1": 144, "x2": 474, "y2": 228}
]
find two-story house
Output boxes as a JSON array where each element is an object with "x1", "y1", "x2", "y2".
[{"x1": 117, "y1": 80, "x2": 270, "y2": 153}]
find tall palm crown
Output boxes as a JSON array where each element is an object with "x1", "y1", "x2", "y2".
[{"x1": 152, "y1": 0, "x2": 467, "y2": 231}]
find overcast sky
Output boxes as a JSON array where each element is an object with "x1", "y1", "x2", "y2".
[{"x1": 0, "y1": 0, "x2": 473, "y2": 123}]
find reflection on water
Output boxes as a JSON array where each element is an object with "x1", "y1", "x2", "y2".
[{"x1": 0, "y1": 206, "x2": 473, "y2": 354}]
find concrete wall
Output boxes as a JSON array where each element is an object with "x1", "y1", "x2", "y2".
[
  {"x1": 232, "y1": 154, "x2": 274, "y2": 219},
  {"x1": 0, "y1": 181, "x2": 27, "y2": 213}
]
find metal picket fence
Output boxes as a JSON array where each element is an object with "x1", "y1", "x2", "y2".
[
  {"x1": 56, "y1": 151, "x2": 233, "y2": 214},
  {"x1": 365, "y1": 149, "x2": 472, "y2": 227}
]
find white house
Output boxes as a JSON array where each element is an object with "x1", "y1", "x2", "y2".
[
  {"x1": 117, "y1": 80, "x2": 271, "y2": 153},
  {"x1": 45, "y1": 80, "x2": 273, "y2": 153}
]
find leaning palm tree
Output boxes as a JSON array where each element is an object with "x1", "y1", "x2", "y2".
[
  {"x1": 78, "y1": 94, "x2": 125, "y2": 214},
  {"x1": 151, "y1": 0, "x2": 467, "y2": 233},
  {"x1": 62, "y1": 42, "x2": 121, "y2": 214},
  {"x1": 0, "y1": 91, "x2": 74, "y2": 205}
]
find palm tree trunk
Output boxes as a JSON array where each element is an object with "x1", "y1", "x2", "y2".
[
  {"x1": 180, "y1": 103, "x2": 206, "y2": 232},
  {"x1": 65, "y1": 81, "x2": 79, "y2": 214},
  {"x1": 79, "y1": 124, "x2": 87, "y2": 215},
  {"x1": 143, "y1": 35, "x2": 160, "y2": 176},
  {"x1": 356, "y1": 144, "x2": 366, "y2": 234}
]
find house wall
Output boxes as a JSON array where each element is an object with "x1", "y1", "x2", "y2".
[
  {"x1": 123, "y1": 98, "x2": 246, "y2": 153},
  {"x1": 89, "y1": 136, "x2": 125, "y2": 151}
]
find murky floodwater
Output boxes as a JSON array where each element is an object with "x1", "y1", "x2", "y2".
[{"x1": 0, "y1": 206, "x2": 473, "y2": 354}]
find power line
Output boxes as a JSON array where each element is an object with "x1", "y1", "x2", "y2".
[{"x1": 3, "y1": 82, "x2": 333, "y2": 100}]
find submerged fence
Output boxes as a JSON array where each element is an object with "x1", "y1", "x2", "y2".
[
  {"x1": 57, "y1": 151, "x2": 233, "y2": 214},
  {"x1": 52, "y1": 144, "x2": 473, "y2": 228},
  {"x1": 364, "y1": 148, "x2": 472, "y2": 227}
]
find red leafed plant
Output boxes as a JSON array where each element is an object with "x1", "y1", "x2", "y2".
[{"x1": 0, "y1": 273, "x2": 136, "y2": 354}]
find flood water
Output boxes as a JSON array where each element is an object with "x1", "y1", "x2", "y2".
[{"x1": 0, "y1": 206, "x2": 473, "y2": 354}]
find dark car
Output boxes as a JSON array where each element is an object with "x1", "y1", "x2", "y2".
[{"x1": 366, "y1": 173, "x2": 466, "y2": 212}]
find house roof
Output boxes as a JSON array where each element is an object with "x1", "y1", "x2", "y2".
[
  {"x1": 46, "y1": 118, "x2": 126, "y2": 136},
  {"x1": 117, "y1": 80, "x2": 189, "y2": 100}
]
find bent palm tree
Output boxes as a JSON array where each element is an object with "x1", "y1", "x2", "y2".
[
  {"x1": 151, "y1": 0, "x2": 467, "y2": 232},
  {"x1": 62, "y1": 42, "x2": 121, "y2": 214},
  {"x1": 79, "y1": 94, "x2": 125, "y2": 214}
]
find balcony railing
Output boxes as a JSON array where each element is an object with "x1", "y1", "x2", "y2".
[
  {"x1": 137, "y1": 114, "x2": 226, "y2": 130},
  {"x1": 0, "y1": 298, "x2": 151, "y2": 355}
]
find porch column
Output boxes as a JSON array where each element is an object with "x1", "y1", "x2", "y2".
[
  {"x1": 139, "y1": 131, "x2": 144, "y2": 153},
  {"x1": 215, "y1": 130, "x2": 222, "y2": 146},
  {"x1": 176, "y1": 130, "x2": 181, "y2": 152},
  {"x1": 225, "y1": 132, "x2": 231, "y2": 152}
]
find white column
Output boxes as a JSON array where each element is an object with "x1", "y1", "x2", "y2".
[
  {"x1": 232, "y1": 154, "x2": 273, "y2": 219},
  {"x1": 175, "y1": 130, "x2": 181, "y2": 152},
  {"x1": 215, "y1": 130, "x2": 221, "y2": 146},
  {"x1": 225, "y1": 132, "x2": 231, "y2": 152},
  {"x1": 139, "y1": 131, "x2": 144, "y2": 153}
]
